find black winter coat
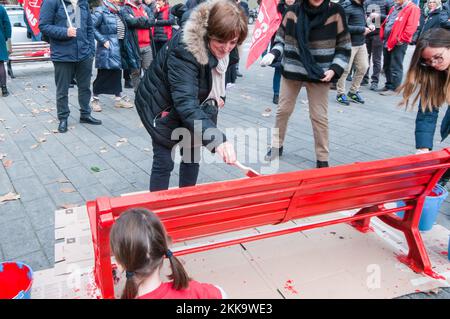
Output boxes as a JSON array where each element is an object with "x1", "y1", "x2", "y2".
[
  {"x1": 441, "y1": 2, "x2": 450, "y2": 29},
  {"x1": 135, "y1": 2, "x2": 239, "y2": 151},
  {"x1": 121, "y1": 4, "x2": 155, "y2": 68},
  {"x1": 342, "y1": 0, "x2": 367, "y2": 46},
  {"x1": 419, "y1": 8, "x2": 444, "y2": 36},
  {"x1": 153, "y1": 5, "x2": 176, "y2": 43}
]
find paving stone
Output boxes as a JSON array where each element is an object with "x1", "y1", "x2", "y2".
[
  {"x1": 77, "y1": 153, "x2": 111, "y2": 172},
  {"x1": 4, "y1": 160, "x2": 36, "y2": 180},
  {"x1": 23, "y1": 197, "x2": 56, "y2": 231},
  {"x1": 12, "y1": 176, "x2": 49, "y2": 202},
  {"x1": 51, "y1": 151, "x2": 81, "y2": 170},
  {"x1": 95, "y1": 169, "x2": 133, "y2": 193},
  {"x1": 3, "y1": 235, "x2": 42, "y2": 260},
  {"x1": 61, "y1": 166, "x2": 99, "y2": 189},
  {"x1": 0, "y1": 217, "x2": 35, "y2": 244},
  {"x1": 44, "y1": 182, "x2": 85, "y2": 208},
  {"x1": 78, "y1": 183, "x2": 112, "y2": 202},
  {"x1": 0, "y1": 200, "x2": 27, "y2": 224},
  {"x1": 36, "y1": 226, "x2": 55, "y2": 263},
  {"x1": 12, "y1": 250, "x2": 51, "y2": 271},
  {"x1": 66, "y1": 141, "x2": 95, "y2": 157},
  {"x1": 32, "y1": 162, "x2": 66, "y2": 185}
]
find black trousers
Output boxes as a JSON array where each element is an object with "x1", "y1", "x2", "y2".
[
  {"x1": 364, "y1": 34, "x2": 383, "y2": 84},
  {"x1": 53, "y1": 57, "x2": 93, "y2": 120},
  {"x1": 383, "y1": 43, "x2": 408, "y2": 91},
  {"x1": 150, "y1": 140, "x2": 200, "y2": 192}
]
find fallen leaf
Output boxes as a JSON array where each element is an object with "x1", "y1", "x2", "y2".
[
  {"x1": 60, "y1": 188, "x2": 76, "y2": 193},
  {"x1": 262, "y1": 112, "x2": 271, "y2": 117},
  {"x1": 56, "y1": 178, "x2": 70, "y2": 184},
  {"x1": 116, "y1": 138, "x2": 128, "y2": 147},
  {"x1": 264, "y1": 108, "x2": 271, "y2": 112},
  {"x1": 38, "y1": 137, "x2": 47, "y2": 143},
  {"x1": 31, "y1": 109, "x2": 40, "y2": 115},
  {"x1": 0, "y1": 192, "x2": 20, "y2": 203},
  {"x1": 3, "y1": 159, "x2": 13, "y2": 168},
  {"x1": 91, "y1": 166, "x2": 101, "y2": 173},
  {"x1": 43, "y1": 132, "x2": 51, "y2": 136},
  {"x1": 143, "y1": 148, "x2": 151, "y2": 152},
  {"x1": 51, "y1": 129, "x2": 59, "y2": 134},
  {"x1": 0, "y1": 153, "x2": 6, "y2": 160},
  {"x1": 30, "y1": 144, "x2": 40, "y2": 149}
]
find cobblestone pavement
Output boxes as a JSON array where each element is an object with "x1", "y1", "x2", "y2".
[{"x1": 0, "y1": 40, "x2": 449, "y2": 298}]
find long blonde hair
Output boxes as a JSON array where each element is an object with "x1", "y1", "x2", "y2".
[{"x1": 398, "y1": 28, "x2": 450, "y2": 112}]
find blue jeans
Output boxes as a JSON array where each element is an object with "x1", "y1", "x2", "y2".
[
  {"x1": 150, "y1": 141, "x2": 200, "y2": 191},
  {"x1": 273, "y1": 66, "x2": 281, "y2": 96}
]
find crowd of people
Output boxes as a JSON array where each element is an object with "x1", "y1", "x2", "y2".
[{"x1": 0, "y1": 0, "x2": 449, "y2": 298}]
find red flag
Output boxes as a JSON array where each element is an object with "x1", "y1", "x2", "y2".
[
  {"x1": 245, "y1": 0, "x2": 282, "y2": 69},
  {"x1": 24, "y1": 0, "x2": 43, "y2": 36}
]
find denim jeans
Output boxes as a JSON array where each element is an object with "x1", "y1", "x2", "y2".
[
  {"x1": 383, "y1": 43, "x2": 408, "y2": 90},
  {"x1": 273, "y1": 66, "x2": 281, "y2": 96},
  {"x1": 150, "y1": 141, "x2": 200, "y2": 192},
  {"x1": 363, "y1": 33, "x2": 383, "y2": 84}
]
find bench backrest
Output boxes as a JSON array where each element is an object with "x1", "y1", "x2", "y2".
[
  {"x1": 9, "y1": 41, "x2": 50, "y2": 58},
  {"x1": 87, "y1": 148, "x2": 450, "y2": 298}
]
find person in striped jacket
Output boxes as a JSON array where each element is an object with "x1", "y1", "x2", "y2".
[{"x1": 260, "y1": 0, "x2": 351, "y2": 168}]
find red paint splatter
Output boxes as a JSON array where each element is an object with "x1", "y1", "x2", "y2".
[
  {"x1": 415, "y1": 290, "x2": 422, "y2": 293},
  {"x1": 440, "y1": 251, "x2": 448, "y2": 256},
  {"x1": 284, "y1": 279, "x2": 299, "y2": 294}
]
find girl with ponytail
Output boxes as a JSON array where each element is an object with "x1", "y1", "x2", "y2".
[{"x1": 110, "y1": 208, "x2": 226, "y2": 299}]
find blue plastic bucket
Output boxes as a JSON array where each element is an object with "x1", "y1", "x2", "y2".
[
  {"x1": 396, "y1": 184, "x2": 449, "y2": 231},
  {"x1": 0, "y1": 262, "x2": 33, "y2": 299}
]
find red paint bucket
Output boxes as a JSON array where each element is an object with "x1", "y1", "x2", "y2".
[{"x1": 0, "y1": 262, "x2": 33, "y2": 299}]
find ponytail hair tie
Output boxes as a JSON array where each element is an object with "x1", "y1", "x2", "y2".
[
  {"x1": 166, "y1": 249, "x2": 173, "y2": 258},
  {"x1": 125, "y1": 271, "x2": 135, "y2": 279}
]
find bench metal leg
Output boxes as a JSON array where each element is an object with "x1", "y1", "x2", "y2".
[
  {"x1": 7, "y1": 61, "x2": 15, "y2": 79},
  {"x1": 349, "y1": 205, "x2": 376, "y2": 233},
  {"x1": 378, "y1": 199, "x2": 445, "y2": 280}
]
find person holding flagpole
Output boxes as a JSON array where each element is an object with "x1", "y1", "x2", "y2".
[
  {"x1": 260, "y1": 0, "x2": 351, "y2": 168},
  {"x1": 39, "y1": 0, "x2": 102, "y2": 133}
]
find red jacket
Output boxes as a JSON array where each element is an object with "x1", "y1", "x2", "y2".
[{"x1": 380, "y1": 1, "x2": 420, "y2": 51}]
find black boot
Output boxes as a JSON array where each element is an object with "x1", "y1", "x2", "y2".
[
  {"x1": 80, "y1": 115, "x2": 102, "y2": 125},
  {"x1": 272, "y1": 94, "x2": 279, "y2": 104},
  {"x1": 58, "y1": 119, "x2": 68, "y2": 133},
  {"x1": 1, "y1": 86, "x2": 9, "y2": 97},
  {"x1": 265, "y1": 146, "x2": 283, "y2": 161},
  {"x1": 316, "y1": 160, "x2": 329, "y2": 168}
]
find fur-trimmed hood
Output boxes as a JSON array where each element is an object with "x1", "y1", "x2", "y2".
[{"x1": 182, "y1": 0, "x2": 216, "y2": 65}]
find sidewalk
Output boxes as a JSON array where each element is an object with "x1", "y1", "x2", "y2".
[{"x1": 0, "y1": 43, "x2": 449, "y2": 298}]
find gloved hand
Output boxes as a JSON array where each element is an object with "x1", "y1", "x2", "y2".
[{"x1": 260, "y1": 53, "x2": 275, "y2": 67}]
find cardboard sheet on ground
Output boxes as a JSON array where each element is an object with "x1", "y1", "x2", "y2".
[{"x1": 31, "y1": 205, "x2": 450, "y2": 298}]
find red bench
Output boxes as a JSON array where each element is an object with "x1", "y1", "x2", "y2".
[{"x1": 87, "y1": 148, "x2": 450, "y2": 299}]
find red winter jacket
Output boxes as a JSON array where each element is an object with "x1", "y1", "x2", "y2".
[{"x1": 380, "y1": 1, "x2": 420, "y2": 51}]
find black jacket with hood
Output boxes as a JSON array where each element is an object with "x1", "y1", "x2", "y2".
[{"x1": 135, "y1": 0, "x2": 239, "y2": 151}]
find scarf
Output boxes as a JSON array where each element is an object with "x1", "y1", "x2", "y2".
[
  {"x1": 206, "y1": 54, "x2": 229, "y2": 106},
  {"x1": 103, "y1": 0, "x2": 120, "y2": 13},
  {"x1": 296, "y1": 0, "x2": 330, "y2": 80}
]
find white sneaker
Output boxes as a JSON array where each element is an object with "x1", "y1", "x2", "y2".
[
  {"x1": 114, "y1": 97, "x2": 134, "y2": 109},
  {"x1": 91, "y1": 99, "x2": 102, "y2": 112}
]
